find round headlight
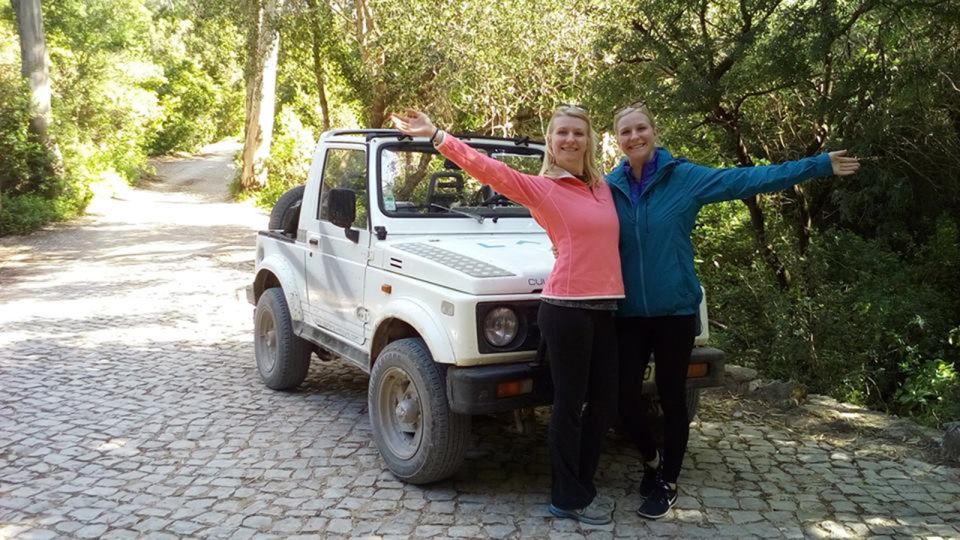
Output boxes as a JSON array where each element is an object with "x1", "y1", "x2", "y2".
[{"x1": 483, "y1": 307, "x2": 519, "y2": 347}]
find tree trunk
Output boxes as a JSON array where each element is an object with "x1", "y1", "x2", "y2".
[
  {"x1": 11, "y1": 0, "x2": 52, "y2": 142},
  {"x1": 720, "y1": 117, "x2": 792, "y2": 291},
  {"x1": 742, "y1": 195, "x2": 791, "y2": 290},
  {"x1": 304, "y1": 0, "x2": 330, "y2": 131},
  {"x1": 240, "y1": 0, "x2": 283, "y2": 190}
]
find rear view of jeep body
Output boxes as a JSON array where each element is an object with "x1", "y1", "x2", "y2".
[{"x1": 248, "y1": 129, "x2": 724, "y2": 484}]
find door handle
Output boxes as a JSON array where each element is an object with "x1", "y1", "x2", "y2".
[{"x1": 308, "y1": 238, "x2": 319, "y2": 246}]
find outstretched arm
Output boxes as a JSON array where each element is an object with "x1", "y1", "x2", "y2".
[
  {"x1": 391, "y1": 109, "x2": 553, "y2": 208},
  {"x1": 689, "y1": 151, "x2": 861, "y2": 206}
]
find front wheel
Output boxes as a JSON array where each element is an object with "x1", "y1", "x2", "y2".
[{"x1": 368, "y1": 338, "x2": 469, "y2": 484}]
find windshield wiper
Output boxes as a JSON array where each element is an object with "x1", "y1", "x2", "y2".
[{"x1": 429, "y1": 203, "x2": 484, "y2": 223}]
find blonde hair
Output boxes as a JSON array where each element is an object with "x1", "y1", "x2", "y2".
[
  {"x1": 539, "y1": 106, "x2": 603, "y2": 188},
  {"x1": 613, "y1": 101, "x2": 657, "y2": 133}
]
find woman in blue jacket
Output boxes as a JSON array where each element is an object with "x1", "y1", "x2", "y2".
[{"x1": 609, "y1": 102, "x2": 860, "y2": 520}]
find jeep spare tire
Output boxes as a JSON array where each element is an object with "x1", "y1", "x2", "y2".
[{"x1": 268, "y1": 185, "x2": 305, "y2": 234}]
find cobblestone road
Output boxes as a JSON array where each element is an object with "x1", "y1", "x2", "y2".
[{"x1": 1, "y1": 147, "x2": 959, "y2": 539}]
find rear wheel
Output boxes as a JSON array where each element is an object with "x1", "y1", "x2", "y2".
[
  {"x1": 368, "y1": 338, "x2": 469, "y2": 484},
  {"x1": 254, "y1": 288, "x2": 311, "y2": 390}
]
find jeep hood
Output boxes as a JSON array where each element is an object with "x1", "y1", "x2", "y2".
[{"x1": 376, "y1": 234, "x2": 554, "y2": 295}]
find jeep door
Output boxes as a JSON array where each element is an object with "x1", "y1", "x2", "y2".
[{"x1": 304, "y1": 144, "x2": 370, "y2": 345}]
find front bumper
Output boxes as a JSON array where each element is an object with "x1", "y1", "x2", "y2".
[
  {"x1": 446, "y1": 346, "x2": 726, "y2": 415},
  {"x1": 446, "y1": 362, "x2": 552, "y2": 415}
]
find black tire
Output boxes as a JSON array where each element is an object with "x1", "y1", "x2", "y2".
[
  {"x1": 368, "y1": 338, "x2": 470, "y2": 484},
  {"x1": 268, "y1": 185, "x2": 305, "y2": 234},
  {"x1": 254, "y1": 288, "x2": 311, "y2": 390}
]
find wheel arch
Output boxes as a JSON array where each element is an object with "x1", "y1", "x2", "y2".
[
  {"x1": 253, "y1": 256, "x2": 304, "y2": 322},
  {"x1": 370, "y1": 299, "x2": 456, "y2": 368}
]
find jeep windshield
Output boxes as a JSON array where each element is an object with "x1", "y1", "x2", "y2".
[{"x1": 378, "y1": 142, "x2": 543, "y2": 219}]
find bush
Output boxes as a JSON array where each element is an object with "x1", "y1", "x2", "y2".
[
  {"x1": 254, "y1": 107, "x2": 316, "y2": 209},
  {"x1": 897, "y1": 356, "x2": 960, "y2": 427},
  {"x1": 0, "y1": 193, "x2": 59, "y2": 235},
  {"x1": 148, "y1": 61, "x2": 242, "y2": 155},
  {"x1": 0, "y1": 62, "x2": 91, "y2": 236},
  {"x1": 0, "y1": 65, "x2": 57, "y2": 197},
  {"x1": 0, "y1": 186, "x2": 89, "y2": 236},
  {"x1": 697, "y1": 202, "x2": 960, "y2": 428}
]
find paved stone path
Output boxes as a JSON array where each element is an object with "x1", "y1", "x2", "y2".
[{"x1": 1, "y1": 147, "x2": 959, "y2": 539}]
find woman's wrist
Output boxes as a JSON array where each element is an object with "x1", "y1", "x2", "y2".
[{"x1": 431, "y1": 129, "x2": 446, "y2": 147}]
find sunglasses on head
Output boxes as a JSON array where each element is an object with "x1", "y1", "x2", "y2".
[
  {"x1": 557, "y1": 103, "x2": 587, "y2": 113},
  {"x1": 616, "y1": 100, "x2": 647, "y2": 114}
]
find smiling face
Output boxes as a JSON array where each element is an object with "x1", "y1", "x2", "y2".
[
  {"x1": 616, "y1": 110, "x2": 657, "y2": 167},
  {"x1": 548, "y1": 114, "x2": 589, "y2": 176}
]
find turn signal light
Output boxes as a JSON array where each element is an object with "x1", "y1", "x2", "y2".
[
  {"x1": 497, "y1": 379, "x2": 533, "y2": 398},
  {"x1": 687, "y1": 363, "x2": 708, "y2": 378}
]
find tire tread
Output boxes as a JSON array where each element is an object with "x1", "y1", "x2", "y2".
[
  {"x1": 369, "y1": 338, "x2": 469, "y2": 484},
  {"x1": 256, "y1": 288, "x2": 311, "y2": 390}
]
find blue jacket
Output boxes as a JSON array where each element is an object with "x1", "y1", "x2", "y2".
[{"x1": 606, "y1": 148, "x2": 834, "y2": 317}]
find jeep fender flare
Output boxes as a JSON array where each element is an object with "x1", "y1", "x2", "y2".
[
  {"x1": 253, "y1": 256, "x2": 304, "y2": 322},
  {"x1": 371, "y1": 298, "x2": 456, "y2": 366}
]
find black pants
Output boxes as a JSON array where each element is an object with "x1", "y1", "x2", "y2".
[
  {"x1": 538, "y1": 302, "x2": 618, "y2": 510},
  {"x1": 616, "y1": 314, "x2": 696, "y2": 484}
]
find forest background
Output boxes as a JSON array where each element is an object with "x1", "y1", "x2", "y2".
[{"x1": 3, "y1": 0, "x2": 959, "y2": 429}]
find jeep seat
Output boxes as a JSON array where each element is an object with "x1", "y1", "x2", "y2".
[{"x1": 426, "y1": 172, "x2": 464, "y2": 210}]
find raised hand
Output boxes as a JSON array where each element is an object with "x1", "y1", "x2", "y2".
[
  {"x1": 390, "y1": 109, "x2": 436, "y2": 138},
  {"x1": 829, "y1": 150, "x2": 860, "y2": 176}
]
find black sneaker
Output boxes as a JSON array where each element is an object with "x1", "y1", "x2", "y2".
[
  {"x1": 636, "y1": 481, "x2": 678, "y2": 520},
  {"x1": 639, "y1": 454, "x2": 662, "y2": 499}
]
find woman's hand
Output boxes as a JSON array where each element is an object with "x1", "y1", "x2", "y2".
[
  {"x1": 829, "y1": 150, "x2": 860, "y2": 176},
  {"x1": 390, "y1": 109, "x2": 436, "y2": 138}
]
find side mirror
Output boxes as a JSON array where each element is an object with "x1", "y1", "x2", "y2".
[{"x1": 328, "y1": 188, "x2": 360, "y2": 243}]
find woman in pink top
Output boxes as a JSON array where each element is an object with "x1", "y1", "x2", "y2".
[{"x1": 393, "y1": 107, "x2": 623, "y2": 525}]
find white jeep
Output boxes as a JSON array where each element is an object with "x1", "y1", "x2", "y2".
[{"x1": 247, "y1": 129, "x2": 725, "y2": 483}]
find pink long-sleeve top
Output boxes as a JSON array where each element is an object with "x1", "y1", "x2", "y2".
[{"x1": 436, "y1": 134, "x2": 624, "y2": 300}]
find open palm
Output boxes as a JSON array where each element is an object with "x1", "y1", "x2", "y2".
[
  {"x1": 829, "y1": 150, "x2": 860, "y2": 176},
  {"x1": 390, "y1": 110, "x2": 435, "y2": 138}
]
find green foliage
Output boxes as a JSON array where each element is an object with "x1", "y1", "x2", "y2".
[
  {"x1": 255, "y1": 107, "x2": 315, "y2": 209},
  {"x1": 897, "y1": 357, "x2": 959, "y2": 428},
  {"x1": 0, "y1": 27, "x2": 88, "y2": 235},
  {"x1": 147, "y1": 3, "x2": 245, "y2": 154},
  {"x1": 0, "y1": 190, "x2": 87, "y2": 235},
  {"x1": 2, "y1": 0, "x2": 244, "y2": 235},
  {"x1": 148, "y1": 60, "x2": 237, "y2": 154},
  {"x1": 0, "y1": 65, "x2": 56, "y2": 197},
  {"x1": 698, "y1": 202, "x2": 960, "y2": 427}
]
